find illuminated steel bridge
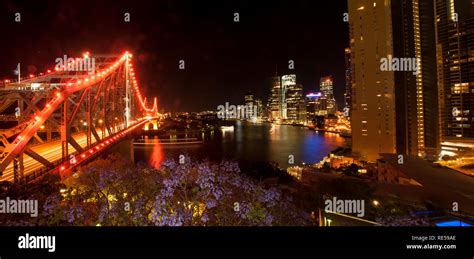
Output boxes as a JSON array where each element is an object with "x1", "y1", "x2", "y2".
[{"x1": 0, "y1": 52, "x2": 157, "y2": 183}]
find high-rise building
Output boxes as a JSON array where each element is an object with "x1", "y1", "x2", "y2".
[
  {"x1": 315, "y1": 96, "x2": 328, "y2": 117},
  {"x1": 436, "y1": 0, "x2": 474, "y2": 156},
  {"x1": 344, "y1": 48, "x2": 352, "y2": 117},
  {"x1": 348, "y1": 0, "x2": 397, "y2": 162},
  {"x1": 255, "y1": 99, "x2": 263, "y2": 119},
  {"x1": 306, "y1": 92, "x2": 322, "y2": 121},
  {"x1": 348, "y1": 0, "x2": 445, "y2": 161},
  {"x1": 320, "y1": 76, "x2": 337, "y2": 115},
  {"x1": 265, "y1": 96, "x2": 272, "y2": 119},
  {"x1": 244, "y1": 92, "x2": 254, "y2": 107},
  {"x1": 390, "y1": 0, "x2": 439, "y2": 159},
  {"x1": 298, "y1": 99, "x2": 307, "y2": 123},
  {"x1": 268, "y1": 74, "x2": 305, "y2": 122},
  {"x1": 286, "y1": 83, "x2": 304, "y2": 121},
  {"x1": 269, "y1": 76, "x2": 282, "y2": 120},
  {"x1": 281, "y1": 74, "x2": 297, "y2": 119},
  {"x1": 244, "y1": 92, "x2": 262, "y2": 120}
]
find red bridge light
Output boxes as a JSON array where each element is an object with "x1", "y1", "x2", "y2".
[{"x1": 3, "y1": 52, "x2": 156, "y2": 174}]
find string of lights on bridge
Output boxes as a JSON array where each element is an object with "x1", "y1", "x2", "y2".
[
  {"x1": 3, "y1": 51, "x2": 157, "y2": 177},
  {"x1": 58, "y1": 119, "x2": 149, "y2": 173},
  {"x1": 4, "y1": 51, "x2": 156, "y2": 115}
]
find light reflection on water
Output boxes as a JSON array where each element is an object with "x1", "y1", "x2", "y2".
[
  {"x1": 134, "y1": 122, "x2": 347, "y2": 169},
  {"x1": 138, "y1": 137, "x2": 164, "y2": 169}
]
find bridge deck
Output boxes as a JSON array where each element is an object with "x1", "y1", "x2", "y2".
[{"x1": 1, "y1": 125, "x2": 124, "y2": 182}]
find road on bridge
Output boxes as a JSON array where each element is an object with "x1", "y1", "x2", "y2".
[{"x1": 1, "y1": 125, "x2": 125, "y2": 182}]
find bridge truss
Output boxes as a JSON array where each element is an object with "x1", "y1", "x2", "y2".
[{"x1": 0, "y1": 52, "x2": 157, "y2": 183}]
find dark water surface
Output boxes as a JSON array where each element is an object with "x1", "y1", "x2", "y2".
[{"x1": 134, "y1": 121, "x2": 347, "y2": 169}]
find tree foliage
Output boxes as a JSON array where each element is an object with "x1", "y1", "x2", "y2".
[{"x1": 2, "y1": 154, "x2": 309, "y2": 226}]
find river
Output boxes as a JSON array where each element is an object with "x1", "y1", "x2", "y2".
[{"x1": 133, "y1": 121, "x2": 348, "y2": 170}]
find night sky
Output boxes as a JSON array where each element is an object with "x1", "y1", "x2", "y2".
[{"x1": 0, "y1": 0, "x2": 348, "y2": 112}]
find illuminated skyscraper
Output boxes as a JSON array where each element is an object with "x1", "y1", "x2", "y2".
[
  {"x1": 348, "y1": 0, "x2": 397, "y2": 161},
  {"x1": 267, "y1": 74, "x2": 305, "y2": 122},
  {"x1": 349, "y1": 0, "x2": 442, "y2": 161},
  {"x1": 344, "y1": 48, "x2": 352, "y2": 117},
  {"x1": 320, "y1": 76, "x2": 336, "y2": 115},
  {"x1": 255, "y1": 99, "x2": 263, "y2": 119},
  {"x1": 281, "y1": 74, "x2": 297, "y2": 119},
  {"x1": 244, "y1": 92, "x2": 254, "y2": 107},
  {"x1": 391, "y1": 0, "x2": 439, "y2": 159},
  {"x1": 436, "y1": 0, "x2": 474, "y2": 156},
  {"x1": 286, "y1": 83, "x2": 304, "y2": 122},
  {"x1": 315, "y1": 96, "x2": 328, "y2": 116},
  {"x1": 269, "y1": 76, "x2": 282, "y2": 120},
  {"x1": 306, "y1": 92, "x2": 322, "y2": 121}
]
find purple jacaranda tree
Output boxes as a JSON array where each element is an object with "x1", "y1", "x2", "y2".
[
  {"x1": 375, "y1": 212, "x2": 431, "y2": 226},
  {"x1": 38, "y1": 154, "x2": 309, "y2": 226}
]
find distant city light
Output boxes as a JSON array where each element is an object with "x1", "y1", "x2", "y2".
[{"x1": 306, "y1": 92, "x2": 322, "y2": 98}]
